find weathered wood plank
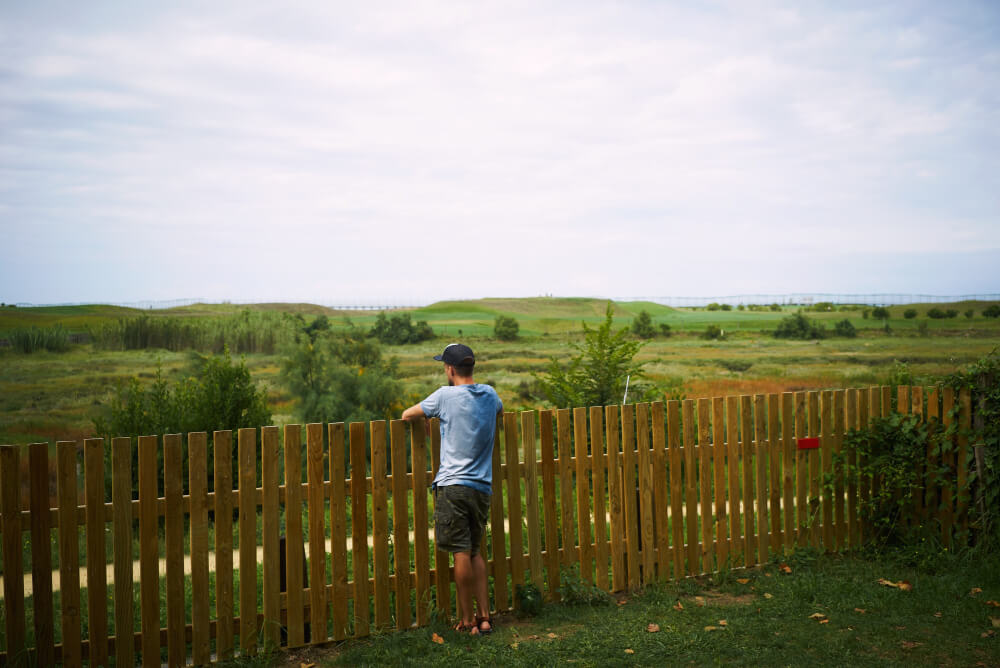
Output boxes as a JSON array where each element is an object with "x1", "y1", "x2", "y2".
[
  {"x1": 488, "y1": 416, "x2": 508, "y2": 611},
  {"x1": 213, "y1": 430, "x2": 234, "y2": 660},
  {"x1": 781, "y1": 393, "x2": 795, "y2": 551},
  {"x1": 29, "y1": 442, "x2": 55, "y2": 666},
  {"x1": 713, "y1": 397, "x2": 729, "y2": 568},
  {"x1": 391, "y1": 420, "x2": 412, "y2": 629},
  {"x1": 621, "y1": 404, "x2": 640, "y2": 589},
  {"x1": 556, "y1": 409, "x2": 575, "y2": 573},
  {"x1": 0, "y1": 446, "x2": 26, "y2": 662},
  {"x1": 56, "y1": 441, "x2": 81, "y2": 666},
  {"x1": 409, "y1": 420, "x2": 431, "y2": 625},
  {"x1": 682, "y1": 400, "x2": 699, "y2": 574},
  {"x1": 523, "y1": 411, "x2": 545, "y2": 592},
  {"x1": 741, "y1": 395, "x2": 755, "y2": 567},
  {"x1": 650, "y1": 402, "x2": 669, "y2": 582},
  {"x1": 85, "y1": 438, "x2": 109, "y2": 667},
  {"x1": 329, "y1": 422, "x2": 350, "y2": 639},
  {"x1": 589, "y1": 406, "x2": 609, "y2": 590},
  {"x1": 754, "y1": 396, "x2": 768, "y2": 565},
  {"x1": 188, "y1": 432, "x2": 210, "y2": 665},
  {"x1": 371, "y1": 420, "x2": 390, "y2": 630},
  {"x1": 284, "y1": 424, "x2": 305, "y2": 646},
  {"x1": 698, "y1": 399, "x2": 713, "y2": 573},
  {"x1": 573, "y1": 407, "x2": 593, "y2": 583},
  {"x1": 541, "y1": 410, "x2": 561, "y2": 599},
  {"x1": 726, "y1": 396, "x2": 741, "y2": 559},
  {"x1": 164, "y1": 433, "x2": 186, "y2": 667},
  {"x1": 605, "y1": 405, "x2": 624, "y2": 592},
  {"x1": 637, "y1": 403, "x2": 655, "y2": 582},
  {"x1": 239, "y1": 428, "x2": 259, "y2": 654},
  {"x1": 261, "y1": 426, "x2": 281, "y2": 647},
  {"x1": 350, "y1": 422, "x2": 371, "y2": 636},
  {"x1": 506, "y1": 411, "x2": 527, "y2": 591}
]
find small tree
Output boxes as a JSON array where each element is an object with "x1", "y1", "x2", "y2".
[
  {"x1": 984, "y1": 304, "x2": 1000, "y2": 318},
  {"x1": 658, "y1": 323, "x2": 672, "y2": 338},
  {"x1": 903, "y1": 309, "x2": 917, "y2": 319},
  {"x1": 494, "y1": 315, "x2": 520, "y2": 341},
  {"x1": 834, "y1": 319, "x2": 857, "y2": 338},
  {"x1": 631, "y1": 310, "x2": 656, "y2": 339},
  {"x1": 872, "y1": 306, "x2": 890, "y2": 320},
  {"x1": 774, "y1": 313, "x2": 827, "y2": 340},
  {"x1": 535, "y1": 303, "x2": 653, "y2": 408},
  {"x1": 927, "y1": 307, "x2": 947, "y2": 319},
  {"x1": 702, "y1": 324, "x2": 724, "y2": 340}
]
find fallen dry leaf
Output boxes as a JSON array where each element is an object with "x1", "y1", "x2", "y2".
[
  {"x1": 991, "y1": 617, "x2": 1000, "y2": 628},
  {"x1": 624, "y1": 648, "x2": 635, "y2": 654},
  {"x1": 511, "y1": 642, "x2": 519, "y2": 649},
  {"x1": 695, "y1": 596, "x2": 706, "y2": 606},
  {"x1": 894, "y1": 626, "x2": 907, "y2": 631},
  {"x1": 981, "y1": 630, "x2": 995, "y2": 639},
  {"x1": 736, "y1": 578, "x2": 751, "y2": 585},
  {"x1": 673, "y1": 601, "x2": 684, "y2": 611},
  {"x1": 431, "y1": 632, "x2": 445, "y2": 645},
  {"x1": 779, "y1": 563, "x2": 792, "y2": 574},
  {"x1": 301, "y1": 664, "x2": 316, "y2": 668},
  {"x1": 901, "y1": 641, "x2": 923, "y2": 650},
  {"x1": 878, "y1": 578, "x2": 913, "y2": 591},
  {"x1": 933, "y1": 612, "x2": 942, "y2": 618},
  {"x1": 809, "y1": 613, "x2": 827, "y2": 621},
  {"x1": 898, "y1": 581, "x2": 914, "y2": 592},
  {"x1": 765, "y1": 573, "x2": 773, "y2": 577},
  {"x1": 854, "y1": 608, "x2": 867, "y2": 614},
  {"x1": 617, "y1": 599, "x2": 628, "y2": 606},
  {"x1": 646, "y1": 623, "x2": 660, "y2": 633},
  {"x1": 718, "y1": 620, "x2": 728, "y2": 626},
  {"x1": 986, "y1": 600, "x2": 1000, "y2": 608},
  {"x1": 764, "y1": 593, "x2": 774, "y2": 599},
  {"x1": 819, "y1": 619, "x2": 830, "y2": 625},
  {"x1": 704, "y1": 626, "x2": 719, "y2": 632},
  {"x1": 547, "y1": 632, "x2": 558, "y2": 639},
  {"x1": 971, "y1": 587, "x2": 983, "y2": 596}
]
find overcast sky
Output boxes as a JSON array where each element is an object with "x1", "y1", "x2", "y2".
[{"x1": 2, "y1": 1, "x2": 998, "y2": 305}]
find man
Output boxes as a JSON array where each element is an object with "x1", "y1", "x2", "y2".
[{"x1": 402, "y1": 343, "x2": 503, "y2": 635}]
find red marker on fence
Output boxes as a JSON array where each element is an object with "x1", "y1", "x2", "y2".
[{"x1": 796, "y1": 437, "x2": 820, "y2": 450}]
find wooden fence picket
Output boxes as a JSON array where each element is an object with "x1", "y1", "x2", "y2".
[
  {"x1": 371, "y1": 421, "x2": 390, "y2": 630},
  {"x1": 261, "y1": 426, "x2": 281, "y2": 647},
  {"x1": 238, "y1": 428, "x2": 258, "y2": 654},
  {"x1": 650, "y1": 402, "x2": 669, "y2": 581},
  {"x1": 85, "y1": 437, "x2": 109, "y2": 667},
  {"x1": 754, "y1": 395, "x2": 768, "y2": 565},
  {"x1": 698, "y1": 399, "x2": 713, "y2": 573},
  {"x1": 29, "y1": 442, "x2": 55, "y2": 666},
  {"x1": 589, "y1": 406, "x2": 609, "y2": 590},
  {"x1": 726, "y1": 396, "x2": 741, "y2": 559},
  {"x1": 740, "y1": 395, "x2": 755, "y2": 567},
  {"x1": 794, "y1": 392, "x2": 808, "y2": 547},
  {"x1": 409, "y1": 420, "x2": 431, "y2": 625},
  {"x1": 307, "y1": 423, "x2": 330, "y2": 639},
  {"x1": 833, "y1": 391, "x2": 846, "y2": 551},
  {"x1": 523, "y1": 411, "x2": 545, "y2": 592},
  {"x1": 330, "y1": 422, "x2": 350, "y2": 640},
  {"x1": 56, "y1": 441, "x2": 81, "y2": 666},
  {"x1": 189, "y1": 432, "x2": 211, "y2": 665},
  {"x1": 620, "y1": 404, "x2": 641, "y2": 589},
  {"x1": 604, "y1": 405, "x2": 625, "y2": 591},
  {"x1": 140, "y1": 434, "x2": 162, "y2": 666},
  {"x1": 489, "y1": 418, "x2": 508, "y2": 610},
  {"x1": 807, "y1": 392, "x2": 821, "y2": 547},
  {"x1": 284, "y1": 424, "x2": 305, "y2": 646},
  {"x1": 636, "y1": 402, "x2": 656, "y2": 582},
  {"x1": 682, "y1": 400, "x2": 699, "y2": 574},
  {"x1": 0, "y1": 445, "x2": 25, "y2": 663},
  {"x1": 714, "y1": 397, "x2": 729, "y2": 566},
  {"x1": 941, "y1": 388, "x2": 955, "y2": 547},
  {"x1": 165, "y1": 434, "x2": 186, "y2": 667},
  {"x1": 540, "y1": 410, "x2": 561, "y2": 599},
  {"x1": 556, "y1": 409, "x2": 575, "y2": 572},
  {"x1": 845, "y1": 390, "x2": 859, "y2": 549},
  {"x1": 390, "y1": 420, "x2": 412, "y2": 629},
  {"x1": 781, "y1": 393, "x2": 795, "y2": 551},
  {"x1": 573, "y1": 407, "x2": 592, "y2": 583},
  {"x1": 505, "y1": 411, "x2": 527, "y2": 592},
  {"x1": 350, "y1": 422, "x2": 371, "y2": 636}
]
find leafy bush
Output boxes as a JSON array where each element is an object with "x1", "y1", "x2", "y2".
[
  {"x1": 770, "y1": 303, "x2": 782, "y2": 312},
  {"x1": 737, "y1": 304, "x2": 745, "y2": 311},
  {"x1": 702, "y1": 324, "x2": 724, "y2": 340},
  {"x1": 833, "y1": 319, "x2": 857, "y2": 338},
  {"x1": 945, "y1": 309, "x2": 959, "y2": 318},
  {"x1": 515, "y1": 583, "x2": 543, "y2": 617},
  {"x1": 493, "y1": 315, "x2": 520, "y2": 341},
  {"x1": 837, "y1": 413, "x2": 947, "y2": 548},
  {"x1": 658, "y1": 323, "x2": 672, "y2": 338},
  {"x1": 630, "y1": 310, "x2": 655, "y2": 339},
  {"x1": 984, "y1": 304, "x2": 1000, "y2": 318},
  {"x1": 774, "y1": 313, "x2": 826, "y2": 340},
  {"x1": 811, "y1": 301, "x2": 835, "y2": 312},
  {"x1": 720, "y1": 303, "x2": 732, "y2": 311},
  {"x1": 8, "y1": 325, "x2": 71, "y2": 353},
  {"x1": 535, "y1": 302, "x2": 654, "y2": 408},
  {"x1": 903, "y1": 309, "x2": 917, "y2": 319},
  {"x1": 369, "y1": 312, "x2": 434, "y2": 345},
  {"x1": 706, "y1": 302, "x2": 721, "y2": 311},
  {"x1": 965, "y1": 309, "x2": 975, "y2": 319},
  {"x1": 862, "y1": 309, "x2": 870, "y2": 319},
  {"x1": 558, "y1": 567, "x2": 612, "y2": 606},
  {"x1": 871, "y1": 306, "x2": 890, "y2": 320},
  {"x1": 927, "y1": 308, "x2": 947, "y2": 319},
  {"x1": 280, "y1": 326, "x2": 403, "y2": 424}
]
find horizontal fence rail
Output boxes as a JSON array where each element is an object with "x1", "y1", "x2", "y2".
[{"x1": 0, "y1": 386, "x2": 974, "y2": 666}]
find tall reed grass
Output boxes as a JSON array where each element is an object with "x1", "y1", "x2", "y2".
[
  {"x1": 90, "y1": 311, "x2": 299, "y2": 354},
  {"x1": 7, "y1": 325, "x2": 71, "y2": 353}
]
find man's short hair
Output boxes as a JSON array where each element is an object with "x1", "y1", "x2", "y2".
[{"x1": 452, "y1": 362, "x2": 474, "y2": 378}]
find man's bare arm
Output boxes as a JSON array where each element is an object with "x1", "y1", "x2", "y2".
[{"x1": 402, "y1": 403, "x2": 425, "y2": 421}]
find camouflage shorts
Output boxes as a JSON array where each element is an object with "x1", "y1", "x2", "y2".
[{"x1": 434, "y1": 484, "x2": 491, "y2": 555}]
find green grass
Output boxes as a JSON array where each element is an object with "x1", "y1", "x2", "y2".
[{"x1": 303, "y1": 549, "x2": 1000, "y2": 667}]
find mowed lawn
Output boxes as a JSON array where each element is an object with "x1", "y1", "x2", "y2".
[{"x1": 273, "y1": 550, "x2": 1000, "y2": 668}]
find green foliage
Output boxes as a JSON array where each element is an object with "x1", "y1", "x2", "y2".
[
  {"x1": 833, "y1": 318, "x2": 857, "y2": 338},
  {"x1": 630, "y1": 310, "x2": 655, "y2": 339},
  {"x1": 658, "y1": 322, "x2": 672, "y2": 338},
  {"x1": 93, "y1": 349, "x2": 271, "y2": 496},
  {"x1": 886, "y1": 359, "x2": 914, "y2": 386},
  {"x1": 769, "y1": 303, "x2": 782, "y2": 312},
  {"x1": 984, "y1": 304, "x2": 1000, "y2": 318},
  {"x1": 369, "y1": 312, "x2": 435, "y2": 345},
  {"x1": 535, "y1": 302, "x2": 652, "y2": 408},
  {"x1": 862, "y1": 308, "x2": 871, "y2": 319},
  {"x1": 8, "y1": 325, "x2": 71, "y2": 353},
  {"x1": 774, "y1": 313, "x2": 826, "y2": 340},
  {"x1": 965, "y1": 309, "x2": 975, "y2": 319},
  {"x1": 493, "y1": 315, "x2": 520, "y2": 341},
  {"x1": 927, "y1": 307, "x2": 947, "y2": 319},
  {"x1": 91, "y1": 310, "x2": 296, "y2": 353},
  {"x1": 944, "y1": 349, "x2": 1000, "y2": 546},
  {"x1": 737, "y1": 304, "x2": 745, "y2": 311},
  {"x1": 702, "y1": 324, "x2": 724, "y2": 340},
  {"x1": 903, "y1": 308, "x2": 918, "y2": 319},
  {"x1": 706, "y1": 302, "x2": 720, "y2": 311},
  {"x1": 837, "y1": 413, "x2": 947, "y2": 548},
  {"x1": 810, "y1": 301, "x2": 835, "y2": 312},
  {"x1": 720, "y1": 303, "x2": 732, "y2": 311},
  {"x1": 515, "y1": 582, "x2": 543, "y2": 617},
  {"x1": 871, "y1": 306, "x2": 890, "y2": 320},
  {"x1": 280, "y1": 325, "x2": 403, "y2": 424},
  {"x1": 557, "y1": 566, "x2": 612, "y2": 606}
]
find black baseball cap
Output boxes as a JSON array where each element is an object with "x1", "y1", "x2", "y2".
[{"x1": 434, "y1": 343, "x2": 475, "y2": 366}]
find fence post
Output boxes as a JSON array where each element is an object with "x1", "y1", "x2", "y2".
[{"x1": 0, "y1": 445, "x2": 26, "y2": 663}]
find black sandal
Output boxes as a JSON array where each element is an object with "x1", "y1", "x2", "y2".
[{"x1": 475, "y1": 615, "x2": 494, "y2": 635}]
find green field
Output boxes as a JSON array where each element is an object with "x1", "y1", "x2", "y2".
[{"x1": 1, "y1": 298, "x2": 998, "y2": 446}]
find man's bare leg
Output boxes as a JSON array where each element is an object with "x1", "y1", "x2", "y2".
[
  {"x1": 453, "y1": 551, "x2": 476, "y2": 630},
  {"x1": 472, "y1": 552, "x2": 491, "y2": 632}
]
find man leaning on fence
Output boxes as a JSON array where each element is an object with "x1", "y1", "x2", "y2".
[{"x1": 402, "y1": 343, "x2": 503, "y2": 636}]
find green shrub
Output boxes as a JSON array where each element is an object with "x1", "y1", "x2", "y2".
[
  {"x1": 720, "y1": 303, "x2": 732, "y2": 311},
  {"x1": 630, "y1": 310, "x2": 655, "y2": 339},
  {"x1": 871, "y1": 306, "x2": 890, "y2": 320},
  {"x1": 769, "y1": 303, "x2": 782, "y2": 312},
  {"x1": 903, "y1": 309, "x2": 917, "y2": 319},
  {"x1": 658, "y1": 323, "x2": 672, "y2": 338},
  {"x1": 811, "y1": 301, "x2": 835, "y2": 312},
  {"x1": 833, "y1": 319, "x2": 856, "y2": 338},
  {"x1": 369, "y1": 312, "x2": 434, "y2": 345},
  {"x1": 493, "y1": 315, "x2": 520, "y2": 341},
  {"x1": 702, "y1": 324, "x2": 724, "y2": 340},
  {"x1": 558, "y1": 567, "x2": 612, "y2": 606},
  {"x1": 945, "y1": 309, "x2": 959, "y2": 318},
  {"x1": 706, "y1": 302, "x2": 721, "y2": 311},
  {"x1": 965, "y1": 309, "x2": 975, "y2": 319},
  {"x1": 774, "y1": 313, "x2": 826, "y2": 340},
  {"x1": 927, "y1": 307, "x2": 947, "y2": 319},
  {"x1": 515, "y1": 583, "x2": 543, "y2": 617},
  {"x1": 737, "y1": 304, "x2": 745, "y2": 311},
  {"x1": 984, "y1": 304, "x2": 1000, "y2": 318}
]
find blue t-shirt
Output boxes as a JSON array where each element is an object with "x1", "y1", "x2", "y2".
[{"x1": 421, "y1": 384, "x2": 503, "y2": 494}]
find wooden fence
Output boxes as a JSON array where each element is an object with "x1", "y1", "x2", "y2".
[{"x1": 0, "y1": 385, "x2": 973, "y2": 666}]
